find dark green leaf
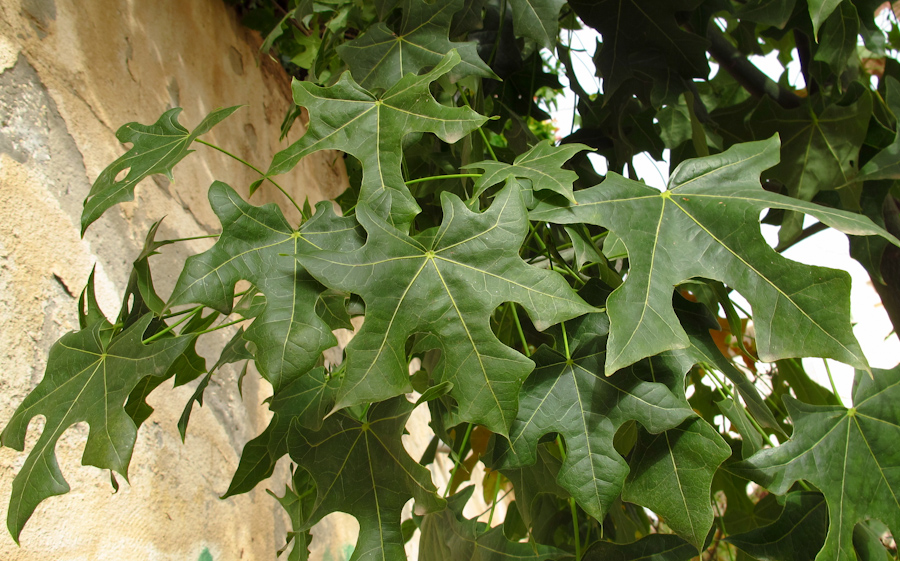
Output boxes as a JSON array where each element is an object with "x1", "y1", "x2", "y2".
[
  {"x1": 733, "y1": 365, "x2": 900, "y2": 561},
  {"x1": 507, "y1": 0, "x2": 567, "y2": 50},
  {"x1": 583, "y1": 534, "x2": 699, "y2": 561},
  {"x1": 269, "y1": 51, "x2": 487, "y2": 227},
  {"x1": 859, "y1": 78, "x2": 900, "y2": 181},
  {"x1": 726, "y1": 492, "x2": 828, "y2": 561},
  {"x1": 337, "y1": 0, "x2": 495, "y2": 91},
  {"x1": 0, "y1": 315, "x2": 193, "y2": 541},
  {"x1": 286, "y1": 397, "x2": 445, "y2": 561},
  {"x1": 530, "y1": 136, "x2": 898, "y2": 375},
  {"x1": 81, "y1": 106, "x2": 241, "y2": 234},
  {"x1": 622, "y1": 418, "x2": 731, "y2": 550}
]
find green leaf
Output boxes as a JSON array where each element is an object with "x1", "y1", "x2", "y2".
[
  {"x1": 507, "y1": 0, "x2": 567, "y2": 50},
  {"x1": 224, "y1": 367, "x2": 339, "y2": 497},
  {"x1": 268, "y1": 51, "x2": 487, "y2": 227},
  {"x1": 726, "y1": 492, "x2": 828, "y2": 561},
  {"x1": 530, "y1": 136, "x2": 899, "y2": 375},
  {"x1": 622, "y1": 417, "x2": 731, "y2": 550},
  {"x1": 717, "y1": 396, "x2": 764, "y2": 458},
  {"x1": 733, "y1": 365, "x2": 900, "y2": 561},
  {"x1": 0, "y1": 315, "x2": 193, "y2": 541},
  {"x1": 298, "y1": 181, "x2": 594, "y2": 436},
  {"x1": 337, "y1": 0, "x2": 495, "y2": 92},
  {"x1": 582, "y1": 534, "x2": 700, "y2": 561},
  {"x1": 168, "y1": 181, "x2": 363, "y2": 390},
  {"x1": 500, "y1": 444, "x2": 569, "y2": 531},
  {"x1": 463, "y1": 140, "x2": 592, "y2": 203},
  {"x1": 80, "y1": 106, "x2": 241, "y2": 234},
  {"x1": 267, "y1": 465, "x2": 316, "y2": 561},
  {"x1": 859, "y1": 77, "x2": 900, "y2": 181},
  {"x1": 417, "y1": 486, "x2": 566, "y2": 560},
  {"x1": 814, "y1": 2, "x2": 859, "y2": 73},
  {"x1": 492, "y1": 313, "x2": 695, "y2": 521},
  {"x1": 286, "y1": 397, "x2": 445, "y2": 561},
  {"x1": 736, "y1": 0, "x2": 798, "y2": 28},
  {"x1": 809, "y1": 0, "x2": 844, "y2": 38}
]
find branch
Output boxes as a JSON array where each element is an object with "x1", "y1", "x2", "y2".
[{"x1": 706, "y1": 24, "x2": 803, "y2": 109}]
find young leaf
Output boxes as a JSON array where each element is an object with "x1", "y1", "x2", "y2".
[
  {"x1": 732, "y1": 365, "x2": 900, "y2": 561},
  {"x1": 463, "y1": 140, "x2": 592, "y2": 203},
  {"x1": 81, "y1": 106, "x2": 241, "y2": 234},
  {"x1": 168, "y1": 181, "x2": 363, "y2": 390},
  {"x1": 224, "y1": 367, "x2": 340, "y2": 497},
  {"x1": 337, "y1": 0, "x2": 496, "y2": 92},
  {"x1": 725, "y1": 491, "x2": 828, "y2": 561},
  {"x1": 0, "y1": 315, "x2": 193, "y2": 541},
  {"x1": 286, "y1": 397, "x2": 446, "y2": 561},
  {"x1": 298, "y1": 181, "x2": 595, "y2": 436},
  {"x1": 530, "y1": 136, "x2": 899, "y2": 375},
  {"x1": 492, "y1": 313, "x2": 695, "y2": 521},
  {"x1": 417, "y1": 486, "x2": 566, "y2": 560},
  {"x1": 268, "y1": 50, "x2": 487, "y2": 227},
  {"x1": 622, "y1": 417, "x2": 731, "y2": 550}
]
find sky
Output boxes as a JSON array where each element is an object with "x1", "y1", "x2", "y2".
[{"x1": 546, "y1": 25, "x2": 900, "y2": 404}]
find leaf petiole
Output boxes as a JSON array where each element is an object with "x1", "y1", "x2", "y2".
[
  {"x1": 143, "y1": 306, "x2": 202, "y2": 343},
  {"x1": 404, "y1": 173, "x2": 482, "y2": 186}
]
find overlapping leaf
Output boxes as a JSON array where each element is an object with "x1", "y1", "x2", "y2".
[
  {"x1": 622, "y1": 418, "x2": 731, "y2": 550},
  {"x1": 0, "y1": 314, "x2": 193, "y2": 541},
  {"x1": 583, "y1": 534, "x2": 699, "y2": 561},
  {"x1": 507, "y1": 0, "x2": 567, "y2": 50},
  {"x1": 492, "y1": 313, "x2": 695, "y2": 521},
  {"x1": 224, "y1": 367, "x2": 339, "y2": 497},
  {"x1": 337, "y1": 0, "x2": 495, "y2": 92},
  {"x1": 81, "y1": 106, "x2": 241, "y2": 234},
  {"x1": 417, "y1": 486, "x2": 566, "y2": 560},
  {"x1": 531, "y1": 136, "x2": 899, "y2": 375},
  {"x1": 858, "y1": 78, "x2": 900, "y2": 181},
  {"x1": 168, "y1": 181, "x2": 363, "y2": 390},
  {"x1": 463, "y1": 140, "x2": 591, "y2": 203},
  {"x1": 297, "y1": 181, "x2": 594, "y2": 435},
  {"x1": 286, "y1": 397, "x2": 445, "y2": 561},
  {"x1": 725, "y1": 492, "x2": 828, "y2": 561},
  {"x1": 733, "y1": 365, "x2": 900, "y2": 561},
  {"x1": 268, "y1": 51, "x2": 487, "y2": 226}
]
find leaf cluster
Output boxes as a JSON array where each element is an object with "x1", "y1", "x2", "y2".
[{"x1": 5, "y1": 1, "x2": 900, "y2": 560}]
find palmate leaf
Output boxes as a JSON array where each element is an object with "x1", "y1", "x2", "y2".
[
  {"x1": 286, "y1": 397, "x2": 445, "y2": 561},
  {"x1": 224, "y1": 367, "x2": 339, "y2": 497},
  {"x1": 417, "y1": 486, "x2": 566, "y2": 560},
  {"x1": 0, "y1": 314, "x2": 193, "y2": 541},
  {"x1": 732, "y1": 365, "x2": 900, "y2": 561},
  {"x1": 507, "y1": 0, "x2": 568, "y2": 50},
  {"x1": 297, "y1": 181, "x2": 594, "y2": 436},
  {"x1": 725, "y1": 491, "x2": 828, "y2": 561},
  {"x1": 81, "y1": 106, "x2": 241, "y2": 234},
  {"x1": 622, "y1": 417, "x2": 731, "y2": 550},
  {"x1": 530, "y1": 136, "x2": 900, "y2": 375},
  {"x1": 168, "y1": 181, "x2": 363, "y2": 390},
  {"x1": 492, "y1": 313, "x2": 695, "y2": 521},
  {"x1": 268, "y1": 51, "x2": 487, "y2": 227},
  {"x1": 463, "y1": 140, "x2": 592, "y2": 203},
  {"x1": 337, "y1": 0, "x2": 495, "y2": 92}
]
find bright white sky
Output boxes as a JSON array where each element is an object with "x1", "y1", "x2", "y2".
[{"x1": 547, "y1": 27, "x2": 900, "y2": 404}]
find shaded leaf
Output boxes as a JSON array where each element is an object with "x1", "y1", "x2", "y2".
[
  {"x1": 726, "y1": 491, "x2": 828, "y2": 561},
  {"x1": 269, "y1": 51, "x2": 487, "y2": 227},
  {"x1": 268, "y1": 465, "x2": 316, "y2": 561},
  {"x1": 507, "y1": 0, "x2": 567, "y2": 50},
  {"x1": 81, "y1": 106, "x2": 241, "y2": 234},
  {"x1": 733, "y1": 365, "x2": 900, "y2": 561},
  {"x1": 337, "y1": 0, "x2": 495, "y2": 91},
  {"x1": 530, "y1": 136, "x2": 898, "y2": 375},
  {"x1": 286, "y1": 397, "x2": 445, "y2": 561},
  {"x1": 859, "y1": 77, "x2": 900, "y2": 181},
  {"x1": 417, "y1": 486, "x2": 566, "y2": 560},
  {"x1": 298, "y1": 181, "x2": 593, "y2": 436},
  {"x1": 0, "y1": 315, "x2": 193, "y2": 540},
  {"x1": 809, "y1": 0, "x2": 844, "y2": 38},
  {"x1": 623, "y1": 418, "x2": 731, "y2": 550},
  {"x1": 583, "y1": 534, "x2": 699, "y2": 561}
]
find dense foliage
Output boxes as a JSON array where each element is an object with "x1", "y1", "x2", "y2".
[{"x1": 5, "y1": 0, "x2": 900, "y2": 559}]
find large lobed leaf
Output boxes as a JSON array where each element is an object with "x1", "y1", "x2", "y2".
[
  {"x1": 297, "y1": 181, "x2": 595, "y2": 436},
  {"x1": 531, "y1": 136, "x2": 900, "y2": 375},
  {"x1": 81, "y1": 106, "x2": 240, "y2": 234},
  {"x1": 168, "y1": 181, "x2": 363, "y2": 390},
  {"x1": 733, "y1": 364, "x2": 900, "y2": 561},
  {"x1": 268, "y1": 50, "x2": 487, "y2": 227},
  {"x1": 286, "y1": 397, "x2": 445, "y2": 561},
  {"x1": 337, "y1": 0, "x2": 495, "y2": 92},
  {"x1": 0, "y1": 315, "x2": 192, "y2": 541}
]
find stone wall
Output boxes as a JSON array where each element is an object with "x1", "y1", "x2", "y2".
[{"x1": 0, "y1": 0, "x2": 348, "y2": 559}]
